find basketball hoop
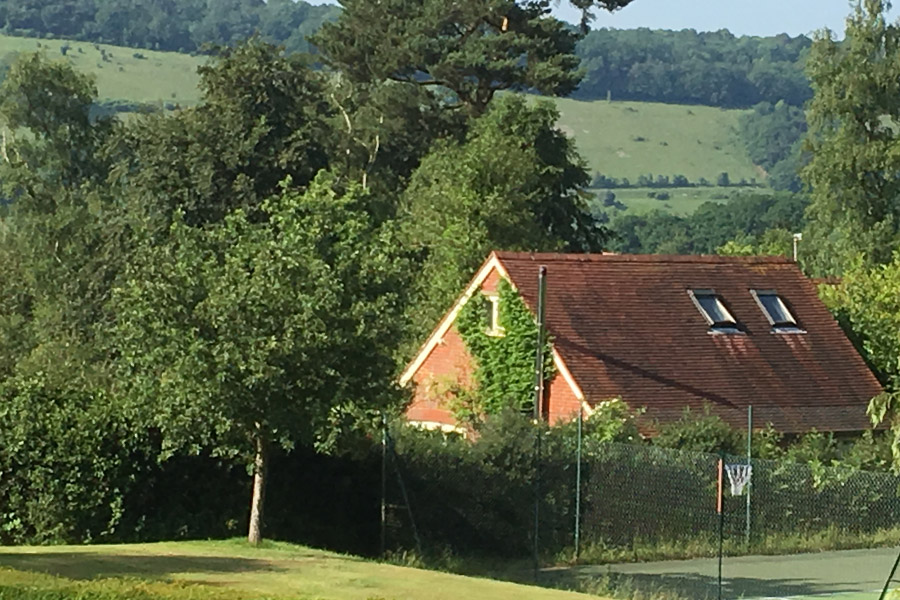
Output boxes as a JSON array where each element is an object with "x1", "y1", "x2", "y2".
[{"x1": 725, "y1": 463, "x2": 752, "y2": 496}]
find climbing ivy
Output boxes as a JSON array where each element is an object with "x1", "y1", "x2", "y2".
[{"x1": 455, "y1": 279, "x2": 555, "y2": 421}]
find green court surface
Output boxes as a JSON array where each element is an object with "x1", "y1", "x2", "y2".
[{"x1": 570, "y1": 547, "x2": 900, "y2": 600}]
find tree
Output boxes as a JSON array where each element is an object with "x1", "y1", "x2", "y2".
[
  {"x1": 821, "y1": 254, "x2": 900, "y2": 465},
  {"x1": 802, "y1": 0, "x2": 900, "y2": 274},
  {"x1": 315, "y1": 0, "x2": 634, "y2": 116},
  {"x1": 112, "y1": 173, "x2": 407, "y2": 545},
  {"x1": 401, "y1": 95, "x2": 602, "y2": 335},
  {"x1": 0, "y1": 52, "x2": 114, "y2": 207},
  {"x1": 0, "y1": 53, "x2": 121, "y2": 388},
  {"x1": 109, "y1": 40, "x2": 334, "y2": 232}
]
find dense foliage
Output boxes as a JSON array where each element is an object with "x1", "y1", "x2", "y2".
[
  {"x1": 606, "y1": 192, "x2": 807, "y2": 255},
  {"x1": 401, "y1": 95, "x2": 601, "y2": 338},
  {"x1": 575, "y1": 28, "x2": 812, "y2": 107},
  {"x1": 0, "y1": 0, "x2": 339, "y2": 54},
  {"x1": 0, "y1": 1, "x2": 815, "y2": 113},
  {"x1": 0, "y1": 0, "x2": 603, "y2": 540},
  {"x1": 454, "y1": 280, "x2": 554, "y2": 422},
  {"x1": 738, "y1": 101, "x2": 807, "y2": 192},
  {"x1": 801, "y1": 0, "x2": 900, "y2": 275}
]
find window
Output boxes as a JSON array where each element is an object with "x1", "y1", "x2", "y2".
[
  {"x1": 688, "y1": 289, "x2": 740, "y2": 332},
  {"x1": 484, "y1": 293, "x2": 504, "y2": 336},
  {"x1": 751, "y1": 290, "x2": 803, "y2": 332}
]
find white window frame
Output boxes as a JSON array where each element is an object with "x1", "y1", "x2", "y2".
[
  {"x1": 750, "y1": 289, "x2": 805, "y2": 333},
  {"x1": 485, "y1": 293, "x2": 505, "y2": 337},
  {"x1": 687, "y1": 289, "x2": 740, "y2": 331}
]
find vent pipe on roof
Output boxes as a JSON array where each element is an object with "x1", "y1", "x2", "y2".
[{"x1": 792, "y1": 233, "x2": 803, "y2": 262}]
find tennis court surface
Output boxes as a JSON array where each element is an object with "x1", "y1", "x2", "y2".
[{"x1": 565, "y1": 547, "x2": 900, "y2": 600}]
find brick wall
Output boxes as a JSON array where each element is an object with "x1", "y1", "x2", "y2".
[{"x1": 405, "y1": 265, "x2": 585, "y2": 428}]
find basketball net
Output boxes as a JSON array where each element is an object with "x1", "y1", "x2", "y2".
[{"x1": 725, "y1": 463, "x2": 752, "y2": 496}]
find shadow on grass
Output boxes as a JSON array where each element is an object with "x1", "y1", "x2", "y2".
[
  {"x1": 538, "y1": 568, "x2": 867, "y2": 600},
  {"x1": 0, "y1": 553, "x2": 286, "y2": 581}
]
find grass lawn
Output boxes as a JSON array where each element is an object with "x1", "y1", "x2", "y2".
[
  {"x1": 0, "y1": 540, "x2": 596, "y2": 600},
  {"x1": 590, "y1": 186, "x2": 773, "y2": 217},
  {"x1": 0, "y1": 34, "x2": 205, "y2": 106},
  {"x1": 554, "y1": 97, "x2": 760, "y2": 184}
]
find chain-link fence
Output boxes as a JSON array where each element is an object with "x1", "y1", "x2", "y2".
[{"x1": 380, "y1": 420, "x2": 900, "y2": 598}]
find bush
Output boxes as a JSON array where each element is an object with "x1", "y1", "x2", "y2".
[
  {"x1": 654, "y1": 405, "x2": 743, "y2": 455},
  {"x1": 0, "y1": 376, "x2": 150, "y2": 544}
]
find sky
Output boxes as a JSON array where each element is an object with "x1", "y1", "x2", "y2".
[{"x1": 306, "y1": 1, "x2": 900, "y2": 38}]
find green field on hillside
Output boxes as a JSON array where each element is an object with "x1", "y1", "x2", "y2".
[
  {"x1": 0, "y1": 34, "x2": 205, "y2": 106},
  {"x1": 0, "y1": 33, "x2": 765, "y2": 216},
  {"x1": 590, "y1": 186, "x2": 772, "y2": 217},
  {"x1": 554, "y1": 97, "x2": 760, "y2": 184},
  {"x1": 0, "y1": 540, "x2": 594, "y2": 600}
]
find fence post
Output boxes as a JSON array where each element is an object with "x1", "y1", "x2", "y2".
[
  {"x1": 532, "y1": 265, "x2": 547, "y2": 580},
  {"x1": 380, "y1": 411, "x2": 387, "y2": 559},
  {"x1": 746, "y1": 405, "x2": 752, "y2": 547},
  {"x1": 717, "y1": 452, "x2": 724, "y2": 600},
  {"x1": 574, "y1": 403, "x2": 583, "y2": 561}
]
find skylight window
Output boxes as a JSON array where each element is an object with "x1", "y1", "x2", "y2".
[
  {"x1": 751, "y1": 290, "x2": 803, "y2": 332},
  {"x1": 688, "y1": 289, "x2": 739, "y2": 331}
]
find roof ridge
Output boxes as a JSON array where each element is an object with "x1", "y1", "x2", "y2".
[{"x1": 493, "y1": 251, "x2": 794, "y2": 264}]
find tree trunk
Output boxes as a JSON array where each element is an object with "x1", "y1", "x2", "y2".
[{"x1": 247, "y1": 429, "x2": 268, "y2": 546}]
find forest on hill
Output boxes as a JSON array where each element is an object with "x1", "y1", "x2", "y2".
[
  {"x1": 0, "y1": 0, "x2": 339, "y2": 55},
  {"x1": 0, "y1": 0, "x2": 810, "y2": 109}
]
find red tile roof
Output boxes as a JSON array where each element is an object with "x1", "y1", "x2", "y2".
[{"x1": 495, "y1": 252, "x2": 882, "y2": 433}]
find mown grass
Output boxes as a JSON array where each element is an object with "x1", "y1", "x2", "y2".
[
  {"x1": 0, "y1": 539, "x2": 596, "y2": 600},
  {"x1": 0, "y1": 34, "x2": 205, "y2": 106},
  {"x1": 554, "y1": 98, "x2": 759, "y2": 184}
]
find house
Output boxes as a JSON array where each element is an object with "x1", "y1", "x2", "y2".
[{"x1": 400, "y1": 251, "x2": 883, "y2": 434}]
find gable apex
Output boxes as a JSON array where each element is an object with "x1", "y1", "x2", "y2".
[{"x1": 399, "y1": 253, "x2": 510, "y2": 386}]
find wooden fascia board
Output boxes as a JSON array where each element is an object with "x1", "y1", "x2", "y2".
[
  {"x1": 399, "y1": 253, "x2": 510, "y2": 386},
  {"x1": 552, "y1": 347, "x2": 586, "y2": 403}
]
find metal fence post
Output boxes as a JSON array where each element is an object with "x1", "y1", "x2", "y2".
[
  {"x1": 380, "y1": 411, "x2": 387, "y2": 559},
  {"x1": 717, "y1": 452, "x2": 724, "y2": 600},
  {"x1": 746, "y1": 405, "x2": 752, "y2": 547},
  {"x1": 575, "y1": 403, "x2": 583, "y2": 561},
  {"x1": 533, "y1": 265, "x2": 547, "y2": 580}
]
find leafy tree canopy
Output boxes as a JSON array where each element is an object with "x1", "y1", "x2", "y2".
[
  {"x1": 112, "y1": 172, "x2": 408, "y2": 543},
  {"x1": 109, "y1": 40, "x2": 334, "y2": 231},
  {"x1": 401, "y1": 95, "x2": 600, "y2": 335},
  {"x1": 316, "y1": 0, "x2": 632, "y2": 115},
  {"x1": 802, "y1": 0, "x2": 900, "y2": 273}
]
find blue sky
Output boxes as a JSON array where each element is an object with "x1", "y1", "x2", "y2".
[{"x1": 307, "y1": 1, "x2": 900, "y2": 37}]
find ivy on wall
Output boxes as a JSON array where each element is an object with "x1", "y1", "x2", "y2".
[{"x1": 455, "y1": 279, "x2": 555, "y2": 421}]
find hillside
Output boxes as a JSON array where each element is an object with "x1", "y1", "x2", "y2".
[
  {"x1": 0, "y1": 33, "x2": 766, "y2": 215},
  {"x1": 554, "y1": 97, "x2": 760, "y2": 183},
  {"x1": 0, "y1": 35, "x2": 205, "y2": 107}
]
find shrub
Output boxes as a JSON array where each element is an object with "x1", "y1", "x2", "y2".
[
  {"x1": 0, "y1": 376, "x2": 150, "y2": 544},
  {"x1": 654, "y1": 405, "x2": 743, "y2": 455}
]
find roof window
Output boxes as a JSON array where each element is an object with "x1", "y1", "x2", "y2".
[
  {"x1": 688, "y1": 289, "x2": 740, "y2": 333},
  {"x1": 751, "y1": 290, "x2": 804, "y2": 333}
]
